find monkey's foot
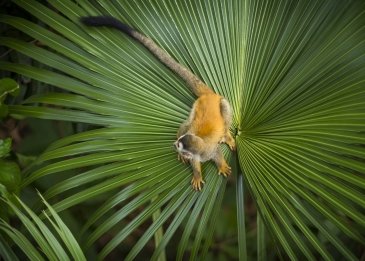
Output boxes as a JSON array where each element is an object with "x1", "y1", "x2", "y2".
[
  {"x1": 218, "y1": 164, "x2": 232, "y2": 177},
  {"x1": 191, "y1": 176, "x2": 205, "y2": 191}
]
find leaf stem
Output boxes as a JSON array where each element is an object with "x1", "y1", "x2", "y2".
[{"x1": 235, "y1": 152, "x2": 247, "y2": 261}]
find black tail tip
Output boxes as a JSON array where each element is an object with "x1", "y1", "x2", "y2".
[
  {"x1": 80, "y1": 16, "x2": 100, "y2": 26},
  {"x1": 80, "y1": 16, "x2": 134, "y2": 35}
]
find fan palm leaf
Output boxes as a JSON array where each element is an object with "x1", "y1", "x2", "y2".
[{"x1": 0, "y1": 0, "x2": 364, "y2": 260}]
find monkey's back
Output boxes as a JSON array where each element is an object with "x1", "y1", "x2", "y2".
[{"x1": 190, "y1": 94, "x2": 225, "y2": 142}]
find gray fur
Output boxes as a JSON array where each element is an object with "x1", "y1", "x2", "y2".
[
  {"x1": 177, "y1": 102, "x2": 197, "y2": 138},
  {"x1": 220, "y1": 98, "x2": 233, "y2": 131},
  {"x1": 131, "y1": 31, "x2": 211, "y2": 96},
  {"x1": 212, "y1": 148, "x2": 225, "y2": 168}
]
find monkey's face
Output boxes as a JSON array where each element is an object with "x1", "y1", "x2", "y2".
[{"x1": 174, "y1": 134, "x2": 196, "y2": 160}]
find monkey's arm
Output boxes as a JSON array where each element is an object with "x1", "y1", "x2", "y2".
[
  {"x1": 190, "y1": 159, "x2": 204, "y2": 191},
  {"x1": 219, "y1": 98, "x2": 236, "y2": 150}
]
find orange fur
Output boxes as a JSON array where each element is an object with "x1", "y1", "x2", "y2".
[{"x1": 191, "y1": 94, "x2": 225, "y2": 141}]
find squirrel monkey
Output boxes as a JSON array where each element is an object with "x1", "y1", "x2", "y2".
[{"x1": 81, "y1": 16, "x2": 236, "y2": 191}]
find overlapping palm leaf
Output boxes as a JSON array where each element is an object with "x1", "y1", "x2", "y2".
[
  {"x1": 0, "y1": 192, "x2": 86, "y2": 261},
  {"x1": 0, "y1": 0, "x2": 364, "y2": 259}
]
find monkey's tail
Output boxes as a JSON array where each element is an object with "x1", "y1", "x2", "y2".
[{"x1": 80, "y1": 16, "x2": 213, "y2": 96}]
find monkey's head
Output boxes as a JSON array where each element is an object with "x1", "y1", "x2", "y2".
[{"x1": 174, "y1": 134, "x2": 204, "y2": 159}]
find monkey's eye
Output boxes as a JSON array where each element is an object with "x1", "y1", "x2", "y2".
[{"x1": 177, "y1": 142, "x2": 183, "y2": 150}]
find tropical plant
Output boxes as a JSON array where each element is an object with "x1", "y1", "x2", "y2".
[
  {"x1": 0, "y1": 0, "x2": 364, "y2": 260},
  {"x1": 0, "y1": 190, "x2": 86, "y2": 261}
]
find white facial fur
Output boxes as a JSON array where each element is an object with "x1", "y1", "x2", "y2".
[{"x1": 174, "y1": 138, "x2": 193, "y2": 160}]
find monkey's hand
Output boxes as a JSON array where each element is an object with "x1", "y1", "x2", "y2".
[
  {"x1": 218, "y1": 164, "x2": 232, "y2": 177},
  {"x1": 191, "y1": 176, "x2": 205, "y2": 191},
  {"x1": 227, "y1": 139, "x2": 236, "y2": 151},
  {"x1": 224, "y1": 135, "x2": 236, "y2": 151},
  {"x1": 221, "y1": 133, "x2": 236, "y2": 151},
  {"x1": 178, "y1": 154, "x2": 189, "y2": 164}
]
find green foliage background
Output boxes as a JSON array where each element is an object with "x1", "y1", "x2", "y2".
[{"x1": 0, "y1": 0, "x2": 364, "y2": 260}]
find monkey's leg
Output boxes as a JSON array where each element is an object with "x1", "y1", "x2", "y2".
[
  {"x1": 220, "y1": 99, "x2": 236, "y2": 150},
  {"x1": 190, "y1": 159, "x2": 204, "y2": 191},
  {"x1": 213, "y1": 148, "x2": 232, "y2": 177}
]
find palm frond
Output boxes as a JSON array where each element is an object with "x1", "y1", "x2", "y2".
[
  {"x1": 0, "y1": 0, "x2": 364, "y2": 259},
  {"x1": 238, "y1": 0, "x2": 365, "y2": 259}
]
